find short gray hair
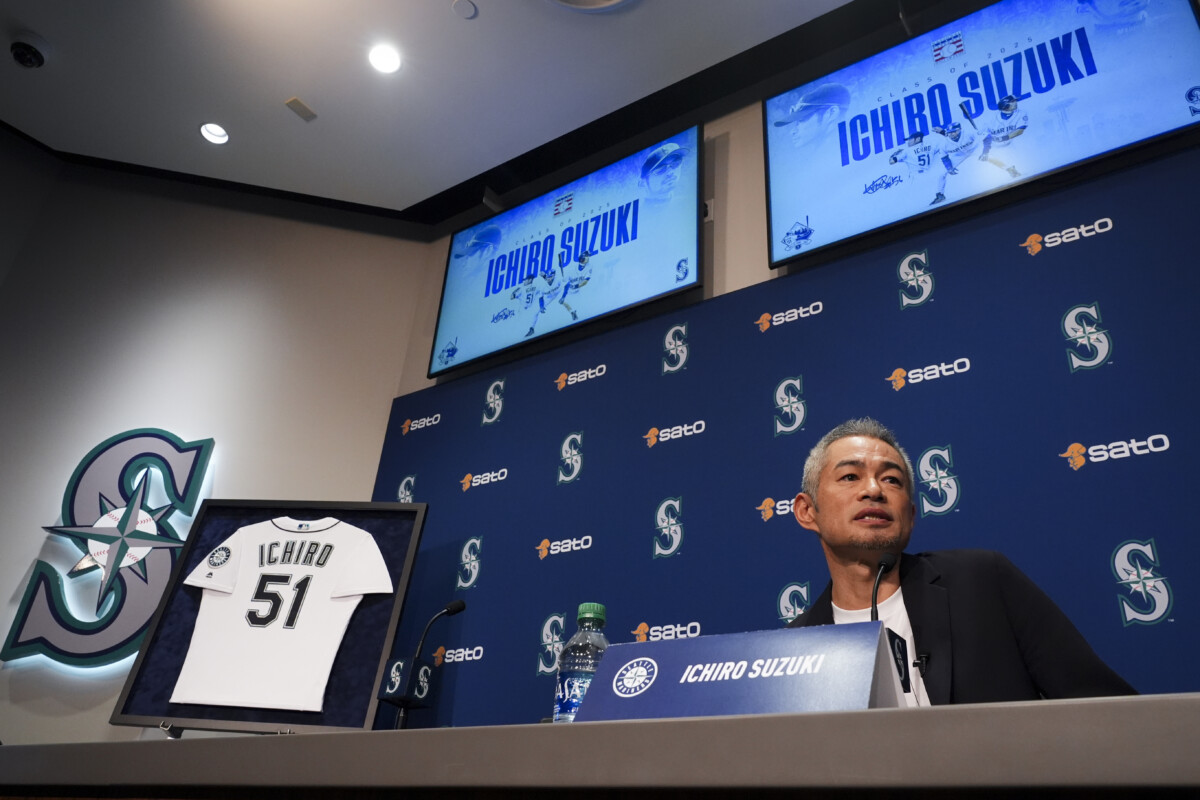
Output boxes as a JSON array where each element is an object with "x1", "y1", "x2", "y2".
[{"x1": 801, "y1": 418, "x2": 916, "y2": 503}]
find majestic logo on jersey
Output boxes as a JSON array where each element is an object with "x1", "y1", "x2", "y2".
[
  {"x1": 555, "y1": 364, "x2": 607, "y2": 390},
  {"x1": 917, "y1": 445, "x2": 960, "y2": 516},
  {"x1": 662, "y1": 323, "x2": 689, "y2": 374},
  {"x1": 778, "y1": 582, "x2": 810, "y2": 623},
  {"x1": 538, "y1": 613, "x2": 566, "y2": 676},
  {"x1": 397, "y1": 475, "x2": 416, "y2": 503},
  {"x1": 459, "y1": 468, "x2": 508, "y2": 491},
  {"x1": 757, "y1": 496, "x2": 795, "y2": 521},
  {"x1": 456, "y1": 536, "x2": 482, "y2": 590},
  {"x1": 755, "y1": 301, "x2": 824, "y2": 332},
  {"x1": 1059, "y1": 434, "x2": 1170, "y2": 469},
  {"x1": 630, "y1": 620, "x2": 701, "y2": 643},
  {"x1": 886, "y1": 358, "x2": 971, "y2": 390},
  {"x1": 1112, "y1": 540, "x2": 1171, "y2": 626},
  {"x1": 2, "y1": 429, "x2": 214, "y2": 668},
  {"x1": 898, "y1": 250, "x2": 934, "y2": 308},
  {"x1": 482, "y1": 379, "x2": 505, "y2": 425},
  {"x1": 643, "y1": 420, "x2": 706, "y2": 448},
  {"x1": 557, "y1": 432, "x2": 583, "y2": 484},
  {"x1": 653, "y1": 497, "x2": 684, "y2": 558},
  {"x1": 773, "y1": 376, "x2": 806, "y2": 436},
  {"x1": 1022, "y1": 218, "x2": 1113, "y2": 255},
  {"x1": 402, "y1": 414, "x2": 440, "y2": 435},
  {"x1": 535, "y1": 536, "x2": 592, "y2": 560},
  {"x1": 1062, "y1": 303, "x2": 1111, "y2": 371},
  {"x1": 613, "y1": 657, "x2": 658, "y2": 697}
]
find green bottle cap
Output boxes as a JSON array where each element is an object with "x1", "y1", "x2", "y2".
[{"x1": 577, "y1": 602, "x2": 606, "y2": 623}]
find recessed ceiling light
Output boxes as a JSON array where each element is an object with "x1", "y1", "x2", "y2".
[
  {"x1": 369, "y1": 44, "x2": 401, "y2": 74},
  {"x1": 199, "y1": 123, "x2": 229, "y2": 145}
]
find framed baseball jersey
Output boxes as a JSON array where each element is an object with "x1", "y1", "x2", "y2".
[{"x1": 111, "y1": 501, "x2": 426, "y2": 735}]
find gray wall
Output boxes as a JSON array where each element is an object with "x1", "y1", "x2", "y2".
[{"x1": 0, "y1": 106, "x2": 774, "y2": 744}]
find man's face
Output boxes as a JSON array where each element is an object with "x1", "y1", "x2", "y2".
[
  {"x1": 793, "y1": 436, "x2": 914, "y2": 557},
  {"x1": 646, "y1": 156, "x2": 683, "y2": 196}
]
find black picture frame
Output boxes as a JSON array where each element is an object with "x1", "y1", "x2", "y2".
[{"x1": 110, "y1": 500, "x2": 426, "y2": 735}]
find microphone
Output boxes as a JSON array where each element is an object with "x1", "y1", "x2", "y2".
[
  {"x1": 389, "y1": 600, "x2": 467, "y2": 729},
  {"x1": 870, "y1": 553, "x2": 898, "y2": 622}
]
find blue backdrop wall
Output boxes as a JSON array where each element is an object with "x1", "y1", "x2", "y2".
[{"x1": 372, "y1": 142, "x2": 1196, "y2": 728}]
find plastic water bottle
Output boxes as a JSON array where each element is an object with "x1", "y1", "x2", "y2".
[{"x1": 552, "y1": 602, "x2": 609, "y2": 722}]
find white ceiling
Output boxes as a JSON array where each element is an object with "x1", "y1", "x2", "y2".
[{"x1": 0, "y1": 1, "x2": 869, "y2": 228}]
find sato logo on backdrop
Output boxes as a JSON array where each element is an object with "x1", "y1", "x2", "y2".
[
  {"x1": 1020, "y1": 217, "x2": 1113, "y2": 255},
  {"x1": 754, "y1": 301, "x2": 824, "y2": 332},
  {"x1": 459, "y1": 467, "x2": 508, "y2": 491},
  {"x1": 554, "y1": 364, "x2": 607, "y2": 391},
  {"x1": 631, "y1": 620, "x2": 702, "y2": 642},
  {"x1": 1059, "y1": 434, "x2": 1170, "y2": 470},
  {"x1": 401, "y1": 414, "x2": 441, "y2": 435},
  {"x1": 1112, "y1": 539, "x2": 1171, "y2": 626},
  {"x1": 643, "y1": 420, "x2": 706, "y2": 448},
  {"x1": 535, "y1": 536, "x2": 593, "y2": 560},
  {"x1": 885, "y1": 357, "x2": 971, "y2": 390},
  {"x1": 756, "y1": 496, "x2": 795, "y2": 521},
  {"x1": 433, "y1": 644, "x2": 484, "y2": 666}
]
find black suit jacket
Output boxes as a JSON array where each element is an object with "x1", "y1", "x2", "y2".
[{"x1": 789, "y1": 549, "x2": 1136, "y2": 705}]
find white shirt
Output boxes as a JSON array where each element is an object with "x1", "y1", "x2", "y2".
[
  {"x1": 833, "y1": 587, "x2": 931, "y2": 707},
  {"x1": 170, "y1": 517, "x2": 392, "y2": 711}
]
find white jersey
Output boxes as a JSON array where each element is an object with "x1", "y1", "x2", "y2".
[
  {"x1": 983, "y1": 109, "x2": 1029, "y2": 147},
  {"x1": 888, "y1": 137, "x2": 946, "y2": 175},
  {"x1": 170, "y1": 516, "x2": 392, "y2": 711}
]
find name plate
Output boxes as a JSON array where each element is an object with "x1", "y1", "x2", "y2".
[{"x1": 573, "y1": 622, "x2": 900, "y2": 722}]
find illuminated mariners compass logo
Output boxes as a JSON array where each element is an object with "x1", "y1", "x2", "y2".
[{"x1": 45, "y1": 471, "x2": 183, "y2": 610}]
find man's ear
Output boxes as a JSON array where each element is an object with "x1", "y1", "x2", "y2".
[{"x1": 792, "y1": 492, "x2": 819, "y2": 533}]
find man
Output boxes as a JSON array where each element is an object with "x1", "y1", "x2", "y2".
[
  {"x1": 978, "y1": 94, "x2": 1028, "y2": 179},
  {"x1": 789, "y1": 418, "x2": 1135, "y2": 706}
]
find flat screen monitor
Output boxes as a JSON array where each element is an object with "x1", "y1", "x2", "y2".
[
  {"x1": 764, "y1": 0, "x2": 1200, "y2": 268},
  {"x1": 429, "y1": 126, "x2": 701, "y2": 377}
]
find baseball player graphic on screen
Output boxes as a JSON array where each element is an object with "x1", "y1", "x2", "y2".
[
  {"x1": 978, "y1": 95, "x2": 1029, "y2": 178},
  {"x1": 928, "y1": 120, "x2": 980, "y2": 205},
  {"x1": 888, "y1": 131, "x2": 950, "y2": 204}
]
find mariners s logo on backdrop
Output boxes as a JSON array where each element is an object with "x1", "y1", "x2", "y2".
[
  {"x1": 897, "y1": 251, "x2": 934, "y2": 308},
  {"x1": 456, "y1": 536, "x2": 482, "y2": 590},
  {"x1": 773, "y1": 376, "x2": 806, "y2": 436},
  {"x1": 654, "y1": 497, "x2": 684, "y2": 558},
  {"x1": 662, "y1": 323, "x2": 689, "y2": 374},
  {"x1": 917, "y1": 445, "x2": 960, "y2": 516},
  {"x1": 558, "y1": 432, "x2": 583, "y2": 484},
  {"x1": 482, "y1": 378, "x2": 505, "y2": 425},
  {"x1": 397, "y1": 475, "x2": 416, "y2": 504},
  {"x1": 537, "y1": 613, "x2": 566, "y2": 676},
  {"x1": 778, "y1": 582, "x2": 810, "y2": 623},
  {"x1": 2, "y1": 429, "x2": 214, "y2": 667},
  {"x1": 1112, "y1": 539, "x2": 1171, "y2": 626},
  {"x1": 1062, "y1": 302, "x2": 1112, "y2": 371}
]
